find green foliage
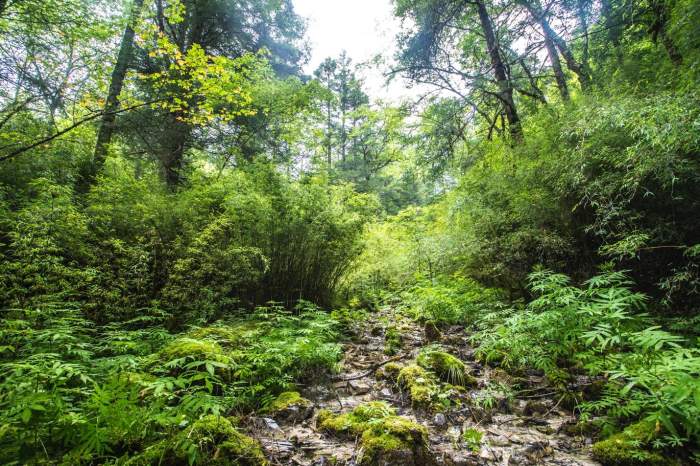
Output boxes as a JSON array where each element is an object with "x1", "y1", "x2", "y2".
[
  {"x1": 416, "y1": 346, "x2": 474, "y2": 387},
  {"x1": 0, "y1": 302, "x2": 340, "y2": 463},
  {"x1": 473, "y1": 269, "x2": 700, "y2": 452},
  {"x1": 462, "y1": 428, "x2": 484, "y2": 453}
]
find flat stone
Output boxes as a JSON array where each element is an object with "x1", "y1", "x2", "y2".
[{"x1": 348, "y1": 379, "x2": 371, "y2": 395}]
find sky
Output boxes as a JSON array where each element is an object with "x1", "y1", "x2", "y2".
[{"x1": 292, "y1": 0, "x2": 420, "y2": 102}]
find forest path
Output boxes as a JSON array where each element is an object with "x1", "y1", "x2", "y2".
[{"x1": 245, "y1": 305, "x2": 600, "y2": 465}]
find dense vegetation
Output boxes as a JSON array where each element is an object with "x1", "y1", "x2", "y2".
[{"x1": 0, "y1": 0, "x2": 698, "y2": 464}]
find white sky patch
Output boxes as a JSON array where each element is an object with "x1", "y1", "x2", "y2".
[{"x1": 292, "y1": 0, "x2": 422, "y2": 103}]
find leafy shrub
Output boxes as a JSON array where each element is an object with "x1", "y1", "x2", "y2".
[
  {"x1": 473, "y1": 268, "x2": 700, "y2": 453},
  {"x1": 0, "y1": 301, "x2": 341, "y2": 463}
]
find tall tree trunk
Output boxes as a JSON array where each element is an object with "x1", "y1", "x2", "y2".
[
  {"x1": 650, "y1": 0, "x2": 683, "y2": 66},
  {"x1": 326, "y1": 98, "x2": 332, "y2": 167},
  {"x1": 523, "y1": 1, "x2": 592, "y2": 91},
  {"x1": 600, "y1": 0, "x2": 624, "y2": 65},
  {"x1": 475, "y1": 0, "x2": 522, "y2": 139},
  {"x1": 160, "y1": 112, "x2": 189, "y2": 189},
  {"x1": 88, "y1": 0, "x2": 144, "y2": 185},
  {"x1": 542, "y1": 26, "x2": 569, "y2": 101}
]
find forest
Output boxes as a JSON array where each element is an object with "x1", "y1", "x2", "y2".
[{"x1": 0, "y1": 0, "x2": 698, "y2": 464}]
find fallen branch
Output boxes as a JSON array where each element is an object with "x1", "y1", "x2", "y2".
[{"x1": 332, "y1": 354, "x2": 405, "y2": 382}]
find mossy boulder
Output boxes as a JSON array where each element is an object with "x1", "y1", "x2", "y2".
[
  {"x1": 158, "y1": 337, "x2": 231, "y2": 364},
  {"x1": 359, "y1": 416, "x2": 433, "y2": 465},
  {"x1": 375, "y1": 362, "x2": 403, "y2": 382},
  {"x1": 416, "y1": 349, "x2": 476, "y2": 387},
  {"x1": 262, "y1": 391, "x2": 313, "y2": 421},
  {"x1": 318, "y1": 403, "x2": 433, "y2": 466},
  {"x1": 317, "y1": 401, "x2": 396, "y2": 436},
  {"x1": 397, "y1": 365, "x2": 437, "y2": 409},
  {"x1": 591, "y1": 421, "x2": 675, "y2": 466},
  {"x1": 130, "y1": 415, "x2": 266, "y2": 466}
]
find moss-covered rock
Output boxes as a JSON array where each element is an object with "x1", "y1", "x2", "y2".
[
  {"x1": 128, "y1": 415, "x2": 266, "y2": 466},
  {"x1": 317, "y1": 401, "x2": 396, "y2": 436},
  {"x1": 318, "y1": 403, "x2": 433, "y2": 466},
  {"x1": 151, "y1": 337, "x2": 233, "y2": 381},
  {"x1": 189, "y1": 325, "x2": 252, "y2": 347},
  {"x1": 375, "y1": 362, "x2": 403, "y2": 382},
  {"x1": 397, "y1": 365, "x2": 438, "y2": 409},
  {"x1": 416, "y1": 349, "x2": 476, "y2": 387},
  {"x1": 359, "y1": 416, "x2": 432, "y2": 465},
  {"x1": 591, "y1": 421, "x2": 674, "y2": 466},
  {"x1": 262, "y1": 391, "x2": 313, "y2": 421}
]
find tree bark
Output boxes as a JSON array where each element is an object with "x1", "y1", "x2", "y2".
[
  {"x1": 522, "y1": 1, "x2": 591, "y2": 91},
  {"x1": 542, "y1": 25, "x2": 569, "y2": 101},
  {"x1": 650, "y1": 0, "x2": 683, "y2": 66},
  {"x1": 160, "y1": 112, "x2": 190, "y2": 189},
  {"x1": 475, "y1": 0, "x2": 522, "y2": 140},
  {"x1": 89, "y1": 0, "x2": 144, "y2": 186}
]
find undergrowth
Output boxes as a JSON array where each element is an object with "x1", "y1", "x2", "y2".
[
  {"x1": 472, "y1": 268, "x2": 700, "y2": 457},
  {"x1": 0, "y1": 301, "x2": 341, "y2": 464}
]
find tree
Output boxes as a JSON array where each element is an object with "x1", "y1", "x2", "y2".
[
  {"x1": 394, "y1": 0, "x2": 529, "y2": 139},
  {"x1": 131, "y1": 0, "x2": 306, "y2": 187},
  {"x1": 86, "y1": 0, "x2": 145, "y2": 189}
]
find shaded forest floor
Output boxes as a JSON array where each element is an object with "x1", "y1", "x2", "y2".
[{"x1": 244, "y1": 305, "x2": 601, "y2": 465}]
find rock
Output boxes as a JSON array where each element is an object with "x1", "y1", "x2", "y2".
[
  {"x1": 263, "y1": 417, "x2": 282, "y2": 431},
  {"x1": 349, "y1": 379, "x2": 372, "y2": 395},
  {"x1": 468, "y1": 406, "x2": 493, "y2": 424},
  {"x1": 433, "y1": 413, "x2": 447, "y2": 428},
  {"x1": 488, "y1": 435, "x2": 511, "y2": 447},
  {"x1": 522, "y1": 400, "x2": 548, "y2": 417},
  {"x1": 263, "y1": 391, "x2": 314, "y2": 422},
  {"x1": 379, "y1": 387, "x2": 393, "y2": 399}
]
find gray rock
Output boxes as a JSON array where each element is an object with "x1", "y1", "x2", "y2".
[
  {"x1": 348, "y1": 379, "x2": 371, "y2": 395},
  {"x1": 433, "y1": 412, "x2": 448, "y2": 427},
  {"x1": 263, "y1": 417, "x2": 281, "y2": 431}
]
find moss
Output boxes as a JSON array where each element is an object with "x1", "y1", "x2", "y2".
[
  {"x1": 128, "y1": 415, "x2": 266, "y2": 466},
  {"x1": 375, "y1": 362, "x2": 403, "y2": 381},
  {"x1": 591, "y1": 421, "x2": 674, "y2": 466},
  {"x1": 150, "y1": 337, "x2": 233, "y2": 381},
  {"x1": 264, "y1": 391, "x2": 310, "y2": 412},
  {"x1": 397, "y1": 364, "x2": 430, "y2": 387},
  {"x1": 318, "y1": 402, "x2": 396, "y2": 437},
  {"x1": 384, "y1": 326, "x2": 402, "y2": 355},
  {"x1": 397, "y1": 365, "x2": 438, "y2": 409},
  {"x1": 186, "y1": 415, "x2": 265, "y2": 465},
  {"x1": 417, "y1": 349, "x2": 475, "y2": 387},
  {"x1": 318, "y1": 403, "x2": 432, "y2": 466},
  {"x1": 359, "y1": 416, "x2": 431, "y2": 465},
  {"x1": 189, "y1": 325, "x2": 251, "y2": 347}
]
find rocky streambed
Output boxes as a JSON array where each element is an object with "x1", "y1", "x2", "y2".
[{"x1": 243, "y1": 306, "x2": 601, "y2": 466}]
